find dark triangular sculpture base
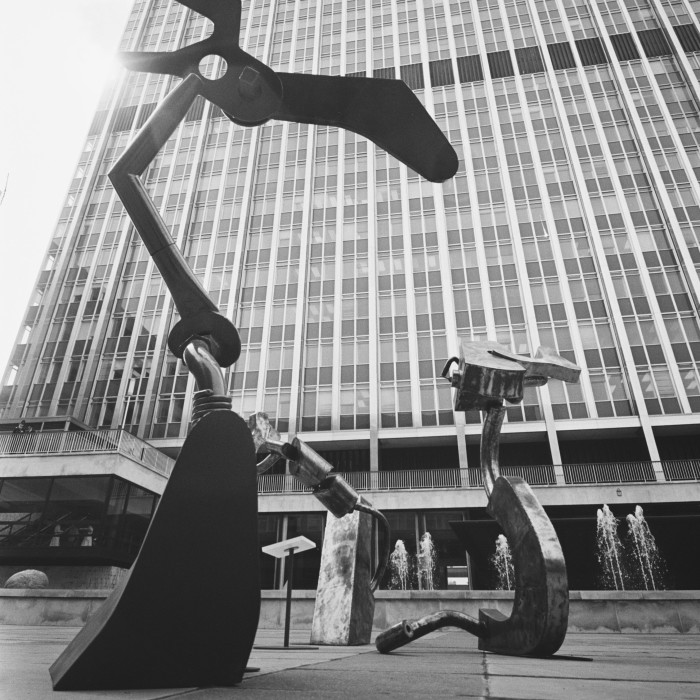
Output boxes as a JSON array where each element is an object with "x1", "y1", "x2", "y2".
[{"x1": 50, "y1": 411, "x2": 260, "y2": 690}]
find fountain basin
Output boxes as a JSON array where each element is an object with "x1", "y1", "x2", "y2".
[{"x1": 1, "y1": 588, "x2": 698, "y2": 634}]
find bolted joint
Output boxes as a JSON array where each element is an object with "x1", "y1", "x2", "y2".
[
  {"x1": 287, "y1": 438, "x2": 334, "y2": 487},
  {"x1": 312, "y1": 474, "x2": 359, "y2": 519},
  {"x1": 238, "y1": 66, "x2": 263, "y2": 100},
  {"x1": 264, "y1": 439, "x2": 298, "y2": 462}
]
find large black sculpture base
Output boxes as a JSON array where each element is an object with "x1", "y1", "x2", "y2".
[{"x1": 50, "y1": 411, "x2": 260, "y2": 690}]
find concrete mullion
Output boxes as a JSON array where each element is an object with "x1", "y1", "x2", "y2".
[
  {"x1": 472, "y1": 2, "x2": 558, "y2": 464},
  {"x1": 496, "y1": 7, "x2": 598, "y2": 425},
  {"x1": 586, "y1": 1, "x2": 692, "y2": 416},
  {"x1": 433, "y1": 0, "x2": 474, "y2": 471},
  {"x1": 285, "y1": 126, "x2": 317, "y2": 441},
  {"x1": 522, "y1": 0, "x2": 660, "y2": 461}
]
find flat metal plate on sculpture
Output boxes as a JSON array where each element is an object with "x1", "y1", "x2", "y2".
[{"x1": 50, "y1": 411, "x2": 260, "y2": 690}]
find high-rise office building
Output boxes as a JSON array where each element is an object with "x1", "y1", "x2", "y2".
[{"x1": 1, "y1": 0, "x2": 700, "y2": 589}]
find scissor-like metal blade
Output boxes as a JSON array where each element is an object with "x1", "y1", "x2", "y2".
[
  {"x1": 176, "y1": 0, "x2": 241, "y2": 38},
  {"x1": 120, "y1": 50, "x2": 193, "y2": 77},
  {"x1": 119, "y1": 0, "x2": 243, "y2": 78},
  {"x1": 273, "y1": 73, "x2": 459, "y2": 183}
]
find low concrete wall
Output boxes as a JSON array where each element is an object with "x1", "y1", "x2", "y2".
[
  {"x1": 0, "y1": 565, "x2": 127, "y2": 590},
  {"x1": 1, "y1": 589, "x2": 698, "y2": 633},
  {"x1": 0, "y1": 589, "x2": 107, "y2": 627}
]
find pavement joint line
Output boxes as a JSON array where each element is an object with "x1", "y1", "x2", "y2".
[
  {"x1": 486, "y1": 673, "x2": 700, "y2": 684},
  {"x1": 2, "y1": 628, "x2": 700, "y2": 698},
  {"x1": 481, "y1": 651, "x2": 492, "y2": 699}
]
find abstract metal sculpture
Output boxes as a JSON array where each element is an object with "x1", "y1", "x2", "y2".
[
  {"x1": 119, "y1": 0, "x2": 458, "y2": 183},
  {"x1": 52, "y1": 0, "x2": 460, "y2": 686},
  {"x1": 50, "y1": 399, "x2": 260, "y2": 689},
  {"x1": 376, "y1": 341, "x2": 580, "y2": 657},
  {"x1": 263, "y1": 436, "x2": 390, "y2": 645}
]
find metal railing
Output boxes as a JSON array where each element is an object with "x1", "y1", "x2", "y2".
[
  {"x1": 0, "y1": 429, "x2": 174, "y2": 478},
  {"x1": 467, "y1": 464, "x2": 557, "y2": 487},
  {"x1": 562, "y1": 461, "x2": 657, "y2": 484},
  {"x1": 2, "y1": 427, "x2": 697, "y2": 490},
  {"x1": 257, "y1": 473, "x2": 312, "y2": 494},
  {"x1": 346, "y1": 469, "x2": 464, "y2": 491},
  {"x1": 257, "y1": 469, "x2": 465, "y2": 494},
  {"x1": 257, "y1": 460, "x2": 700, "y2": 494},
  {"x1": 661, "y1": 460, "x2": 700, "y2": 482}
]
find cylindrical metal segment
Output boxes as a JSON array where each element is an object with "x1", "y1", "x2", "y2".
[
  {"x1": 313, "y1": 475, "x2": 359, "y2": 518},
  {"x1": 376, "y1": 610, "x2": 484, "y2": 654},
  {"x1": 355, "y1": 500, "x2": 391, "y2": 592},
  {"x1": 289, "y1": 438, "x2": 334, "y2": 486},
  {"x1": 480, "y1": 405, "x2": 506, "y2": 498}
]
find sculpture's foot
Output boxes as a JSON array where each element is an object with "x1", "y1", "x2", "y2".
[
  {"x1": 376, "y1": 611, "x2": 483, "y2": 653},
  {"x1": 50, "y1": 411, "x2": 260, "y2": 690}
]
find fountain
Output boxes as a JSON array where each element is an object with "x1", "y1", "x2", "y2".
[
  {"x1": 389, "y1": 540, "x2": 411, "y2": 590},
  {"x1": 417, "y1": 532, "x2": 437, "y2": 590},
  {"x1": 626, "y1": 506, "x2": 665, "y2": 591},
  {"x1": 491, "y1": 534, "x2": 514, "y2": 590},
  {"x1": 596, "y1": 504, "x2": 626, "y2": 590}
]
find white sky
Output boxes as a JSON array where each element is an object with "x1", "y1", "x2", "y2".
[{"x1": 0, "y1": 1, "x2": 133, "y2": 375}]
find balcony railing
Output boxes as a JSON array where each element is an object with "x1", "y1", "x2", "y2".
[
  {"x1": 661, "y1": 460, "x2": 700, "y2": 482},
  {"x1": 0, "y1": 429, "x2": 174, "y2": 478},
  {"x1": 467, "y1": 464, "x2": 557, "y2": 487},
  {"x1": 562, "y1": 461, "x2": 657, "y2": 484},
  {"x1": 2, "y1": 428, "x2": 697, "y2": 491},
  {"x1": 257, "y1": 460, "x2": 700, "y2": 494}
]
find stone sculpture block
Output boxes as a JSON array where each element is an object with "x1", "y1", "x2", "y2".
[{"x1": 311, "y1": 509, "x2": 375, "y2": 645}]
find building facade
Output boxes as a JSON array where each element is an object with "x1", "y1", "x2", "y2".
[{"x1": 2, "y1": 0, "x2": 700, "y2": 590}]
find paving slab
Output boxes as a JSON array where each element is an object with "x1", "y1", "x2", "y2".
[{"x1": 1, "y1": 625, "x2": 699, "y2": 699}]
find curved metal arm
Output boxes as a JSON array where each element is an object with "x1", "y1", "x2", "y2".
[
  {"x1": 480, "y1": 405, "x2": 506, "y2": 499},
  {"x1": 354, "y1": 501, "x2": 390, "y2": 593},
  {"x1": 182, "y1": 338, "x2": 232, "y2": 425},
  {"x1": 376, "y1": 610, "x2": 484, "y2": 654},
  {"x1": 182, "y1": 338, "x2": 227, "y2": 395},
  {"x1": 108, "y1": 75, "x2": 211, "y2": 319},
  {"x1": 109, "y1": 74, "x2": 240, "y2": 367},
  {"x1": 255, "y1": 453, "x2": 283, "y2": 475}
]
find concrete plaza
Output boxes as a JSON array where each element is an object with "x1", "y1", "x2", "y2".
[{"x1": 1, "y1": 625, "x2": 699, "y2": 700}]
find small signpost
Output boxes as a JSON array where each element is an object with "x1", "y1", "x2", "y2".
[{"x1": 261, "y1": 535, "x2": 316, "y2": 648}]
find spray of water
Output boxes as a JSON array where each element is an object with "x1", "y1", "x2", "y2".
[
  {"x1": 626, "y1": 505, "x2": 665, "y2": 590},
  {"x1": 596, "y1": 504, "x2": 626, "y2": 590},
  {"x1": 491, "y1": 534, "x2": 515, "y2": 590},
  {"x1": 417, "y1": 532, "x2": 437, "y2": 590},
  {"x1": 388, "y1": 539, "x2": 411, "y2": 590}
]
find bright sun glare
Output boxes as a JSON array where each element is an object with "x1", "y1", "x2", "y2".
[{"x1": 0, "y1": 1, "x2": 130, "y2": 374}]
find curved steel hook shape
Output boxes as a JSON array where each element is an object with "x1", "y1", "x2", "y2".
[
  {"x1": 376, "y1": 401, "x2": 569, "y2": 658},
  {"x1": 478, "y1": 477, "x2": 568, "y2": 656},
  {"x1": 477, "y1": 406, "x2": 568, "y2": 656},
  {"x1": 480, "y1": 404, "x2": 506, "y2": 499}
]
